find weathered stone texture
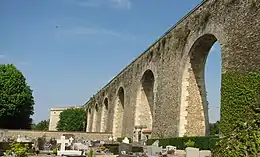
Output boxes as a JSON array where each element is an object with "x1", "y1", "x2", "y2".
[
  {"x1": 2, "y1": 129, "x2": 112, "y2": 141},
  {"x1": 85, "y1": 0, "x2": 260, "y2": 138},
  {"x1": 86, "y1": 108, "x2": 93, "y2": 132},
  {"x1": 100, "y1": 98, "x2": 109, "y2": 132}
]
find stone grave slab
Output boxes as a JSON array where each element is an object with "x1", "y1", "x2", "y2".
[
  {"x1": 200, "y1": 150, "x2": 211, "y2": 157},
  {"x1": 57, "y1": 135, "x2": 82, "y2": 156},
  {"x1": 185, "y1": 147, "x2": 199, "y2": 157},
  {"x1": 147, "y1": 145, "x2": 162, "y2": 156}
]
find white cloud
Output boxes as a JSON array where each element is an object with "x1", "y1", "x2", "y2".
[
  {"x1": 0, "y1": 54, "x2": 6, "y2": 59},
  {"x1": 73, "y1": 0, "x2": 132, "y2": 10}
]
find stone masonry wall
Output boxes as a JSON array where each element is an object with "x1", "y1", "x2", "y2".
[
  {"x1": 100, "y1": 102, "x2": 108, "y2": 132},
  {"x1": 85, "y1": 0, "x2": 260, "y2": 138},
  {"x1": 2, "y1": 129, "x2": 112, "y2": 141}
]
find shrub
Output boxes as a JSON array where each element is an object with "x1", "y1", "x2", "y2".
[
  {"x1": 0, "y1": 142, "x2": 11, "y2": 151},
  {"x1": 87, "y1": 148, "x2": 95, "y2": 157},
  {"x1": 208, "y1": 138, "x2": 220, "y2": 151},
  {"x1": 5, "y1": 142, "x2": 29, "y2": 157},
  {"x1": 184, "y1": 139, "x2": 195, "y2": 148},
  {"x1": 52, "y1": 148, "x2": 57, "y2": 155}
]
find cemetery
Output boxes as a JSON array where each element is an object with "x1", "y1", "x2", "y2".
[
  {"x1": 1, "y1": 0, "x2": 260, "y2": 156},
  {"x1": 0, "y1": 127, "x2": 222, "y2": 157}
]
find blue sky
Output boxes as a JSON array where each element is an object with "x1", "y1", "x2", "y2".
[{"x1": 0, "y1": 0, "x2": 221, "y2": 123}]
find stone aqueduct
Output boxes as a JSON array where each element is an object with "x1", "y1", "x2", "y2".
[{"x1": 85, "y1": 0, "x2": 260, "y2": 141}]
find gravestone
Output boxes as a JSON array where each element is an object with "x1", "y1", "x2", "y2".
[
  {"x1": 152, "y1": 140, "x2": 159, "y2": 147},
  {"x1": 92, "y1": 140, "x2": 101, "y2": 147},
  {"x1": 69, "y1": 137, "x2": 74, "y2": 146},
  {"x1": 166, "y1": 145, "x2": 176, "y2": 155},
  {"x1": 73, "y1": 143, "x2": 89, "y2": 151},
  {"x1": 16, "y1": 135, "x2": 30, "y2": 142},
  {"x1": 57, "y1": 136, "x2": 82, "y2": 156},
  {"x1": 119, "y1": 143, "x2": 132, "y2": 157},
  {"x1": 186, "y1": 147, "x2": 199, "y2": 157},
  {"x1": 147, "y1": 140, "x2": 162, "y2": 156},
  {"x1": 0, "y1": 130, "x2": 4, "y2": 141},
  {"x1": 122, "y1": 137, "x2": 130, "y2": 144},
  {"x1": 200, "y1": 150, "x2": 211, "y2": 157},
  {"x1": 57, "y1": 136, "x2": 70, "y2": 152}
]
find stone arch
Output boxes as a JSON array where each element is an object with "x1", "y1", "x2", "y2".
[
  {"x1": 92, "y1": 104, "x2": 99, "y2": 132},
  {"x1": 113, "y1": 87, "x2": 125, "y2": 139},
  {"x1": 100, "y1": 97, "x2": 109, "y2": 132},
  {"x1": 135, "y1": 70, "x2": 155, "y2": 126},
  {"x1": 86, "y1": 108, "x2": 93, "y2": 132},
  {"x1": 134, "y1": 69, "x2": 155, "y2": 142},
  {"x1": 179, "y1": 33, "x2": 221, "y2": 136}
]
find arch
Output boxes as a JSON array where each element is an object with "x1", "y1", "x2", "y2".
[
  {"x1": 134, "y1": 69, "x2": 155, "y2": 142},
  {"x1": 86, "y1": 108, "x2": 93, "y2": 132},
  {"x1": 92, "y1": 104, "x2": 99, "y2": 132},
  {"x1": 100, "y1": 97, "x2": 109, "y2": 132},
  {"x1": 113, "y1": 87, "x2": 125, "y2": 139},
  {"x1": 95, "y1": 104, "x2": 99, "y2": 112},
  {"x1": 179, "y1": 34, "x2": 221, "y2": 136}
]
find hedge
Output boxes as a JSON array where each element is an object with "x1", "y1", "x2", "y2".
[
  {"x1": 103, "y1": 144, "x2": 143, "y2": 154},
  {"x1": 146, "y1": 136, "x2": 219, "y2": 150},
  {"x1": 220, "y1": 72, "x2": 260, "y2": 135},
  {"x1": 208, "y1": 138, "x2": 220, "y2": 151}
]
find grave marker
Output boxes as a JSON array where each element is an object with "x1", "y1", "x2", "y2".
[
  {"x1": 57, "y1": 136, "x2": 70, "y2": 152},
  {"x1": 186, "y1": 147, "x2": 199, "y2": 157}
]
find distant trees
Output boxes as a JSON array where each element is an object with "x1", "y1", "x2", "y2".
[
  {"x1": 0, "y1": 64, "x2": 34, "y2": 129},
  {"x1": 209, "y1": 121, "x2": 220, "y2": 135},
  {"x1": 32, "y1": 120, "x2": 49, "y2": 131},
  {"x1": 56, "y1": 108, "x2": 86, "y2": 131}
]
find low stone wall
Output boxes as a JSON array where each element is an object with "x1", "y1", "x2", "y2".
[{"x1": 1, "y1": 129, "x2": 112, "y2": 141}]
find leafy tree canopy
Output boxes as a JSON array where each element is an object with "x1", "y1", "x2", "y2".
[
  {"x1": 32, "y1": 119, "x2": 49, "y2": 131},
  {"x1": 212, "y1": 72, "x2": 260, "y2": 156},
  {"x1": 220, "y1": 72, "x2": 260, "y2": 135},
  {"x1": 0, "y1": 64, "x2": 34, "y2": 129},
  {"x1": 212, "y1": 108, "x2": 260, "y2": 157},
  {"x1": 209, "y1": 121, "x2": 220, "y2": 135},
  {"x1": 56, "y1": 108, "x2": 86, "y2": 131}
]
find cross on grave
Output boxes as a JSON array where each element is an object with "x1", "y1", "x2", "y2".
[
  {"x1": 57, "y1": 136, "x2": 70, "y2": 152},
  {"x1": 69, "y1": 137, "x2": 74, "y2": 145}
]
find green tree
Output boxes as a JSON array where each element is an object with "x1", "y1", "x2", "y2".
[
  {"x1": 56, "y1": 108, "x2": 86, "y2": 131},
  {"x1": 212, "y1": 107, "x2": 260, "y2": 157},
  {"x1": 212, "y1": 72, "x2": 260, "y2": 156},
  {"x1": 209, "y1": 121, "x2": 220, "y2": 135},
  {"x1": 32, "y1": 120, "x2": 49, "y2": 131},
  {"x1": 0, "y1": 64, "x2": 34, "y2": 129}
]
